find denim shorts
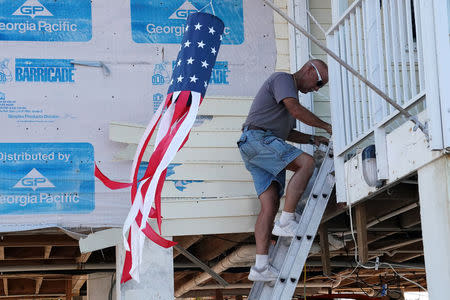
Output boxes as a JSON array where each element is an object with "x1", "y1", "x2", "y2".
[{"x1": 237, "y1": 128, "x2": 303, "y2": 198}]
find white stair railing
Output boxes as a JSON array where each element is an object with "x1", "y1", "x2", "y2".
[
  {"x1": 326, "y1": 0, "x2": 425, "y2": 152},
  {"x1": 263, "y1": 0, "x2": 436, "y2": 204},
  {"x1": 325, "y1": 0, "x2": 427, "y2": 203}
]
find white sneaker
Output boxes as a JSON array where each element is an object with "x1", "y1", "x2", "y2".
[
  {"x1": 248, "y1": 265, "x2": 279, "y2": 282},
  {"x1": 272, "y1": 219, "x2": 298, "y2": 237}
]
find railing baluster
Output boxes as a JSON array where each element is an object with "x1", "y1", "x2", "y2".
[
  {"x1": 356, "y1": 6, "x2": 369, "y2": 132},
  {"x1": 350, "y1": 13, "x2": 362, "y2": 136},
  {"x1": 327, "y1": 33, "x2": 346, "y2": 152},
  {"x1": 362, "y1": 0, "x2": 374, "y2": 126},
  {"x1": 413, "y1": 0, "x2": 425, "y2": 92},
  {"x1": 339, "y1": 24, "x2": 352, "y2": 144},
  {"x1": 345, "y1": 19, "x2": 357, "y2": 141},
  {"x1": 376, "y1": 0, "x2": 387, "y2": 119},
  {"x1": 389, "y1": 0, "x2": 402, "y2": 106},
  {"x1": 382, "y1": 0, "x2": 393, "y2": 115},
  {"x1": 405, "y1": 0, "x2": 417, "y2": 96},
  {"x1": 396, "y1": 0, "x2": 410, "y2": 103}
]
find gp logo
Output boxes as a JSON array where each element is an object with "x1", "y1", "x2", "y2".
[
  {"x1": 22, "y1": 177, "x2": 45, "y2": 187},
  {"x1": 13, "y1": 0, "x2": 53, "y2": 19},
  {"x1": 168, "y1": 1, "x2": 198, "y2": 20},
  {"x1": 172, "y1": 9, "x2": 197, "y2": 19},
  {"x1": 13, "y1": 168, "x2": 55, "y2": 191}
]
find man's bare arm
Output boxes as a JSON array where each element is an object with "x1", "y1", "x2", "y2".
[
  {"x1": 286, "y1": 130, "x2": 312, "y2": 144},
  {"x1": 283, "y1": 97, "x2": 332, "y2": 135},
  {"x1": 286, "y1": 130, "x2": 329, "y2": 145}
]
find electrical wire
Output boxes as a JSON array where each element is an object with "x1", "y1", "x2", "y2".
[{"x1": 346, "y1": 200, "x2": 427, "y2": 292}]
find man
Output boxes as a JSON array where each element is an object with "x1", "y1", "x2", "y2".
[{"x1": 237, "y1": 59, "x2": 332, "y2": 281}]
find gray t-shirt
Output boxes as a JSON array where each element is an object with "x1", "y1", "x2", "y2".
[{"x1": 243, "y1": 72, "x2": 298, "y2": 140}]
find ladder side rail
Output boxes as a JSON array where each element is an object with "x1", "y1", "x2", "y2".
[
  {"x1": 270, "y1": 154, "x2": 335, "y2": 299},
  {"x1": 249, "y1": 182, "x2": 323, "y2": 300},
  {"x1": 278, "y1": 174, "x2": 336, "y2": 299}
]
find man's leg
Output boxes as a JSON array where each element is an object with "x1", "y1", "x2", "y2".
[
  {"x1": 248, "y1": 182, "x2": 280, "y2": 281},
  {"x1": 272, "y1": 153, "x2": 315, "y2": 237},
  {"x1": 255, "y1": 182, "x2": 280, "y2": 255},
  {"x1": 284, "y1": 153, "x2": 315, "y2": 212}
]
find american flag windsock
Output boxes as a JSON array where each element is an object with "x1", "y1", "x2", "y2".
[{"x1": 95, "y1": 12, "x2": 224, "y2": 283}]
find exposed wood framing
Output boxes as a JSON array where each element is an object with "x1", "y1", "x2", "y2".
[
  {"x1": 76, "y1": 252, "x2": 92, "y2": 264},
  {"x1": 0, "y1": 236, "x2": 77, "y2": 247},
  {"x1": 189, "y1": 233, "x2": 251, "y2": 262},
  {"x1": 35, "y1": 277, "x2": 43, "y2": 295},
  {"x1": 375, "y1": 238, "x2": 423, "y2": 252},
  {"x1": 72, "y1": 275, "x2": 88, "y2": 296},
  {"x1": 215, "y1": 289, "x2": 224, "y2": 300},
  {"x1": 44, "y1": 246, "x2": 52, "y2": 259},
  {"x1": 2, "y1": 278, "x2": 7, "y2": 296},
  {"x1": 399, "y1": 208, "x2": 422, "y2": 228},
  {"x1": 318, "y1": 224, "x2": 331, "y2": 276},
  {"x1": 355, "y1": 203, "x2": 368, "y2": 263},
  {"x1": 173, "y1": 235, "x2": 203, "y2": 259},
  {"x1": 392, "y1": 253, "x2": 424, "y2": 263},
  {"x1": 0, "y1": 247, "x2": 4, "y2": 260},
  {"x1": 65, "y1": 277, "x2": 72, "y2": 300}
]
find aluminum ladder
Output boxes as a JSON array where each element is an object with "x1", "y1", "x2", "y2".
[{"x1": 248, "y1": 143, "x2": 335, "y2": 300}]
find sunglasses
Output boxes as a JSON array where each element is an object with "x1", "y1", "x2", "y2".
[{"x1": 310, "y1": 62, "x2": 324, "y2": 88}]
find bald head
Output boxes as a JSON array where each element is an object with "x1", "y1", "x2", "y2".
[{"x1": 293, "y1": 59, "x2": 329, "y2": 93}]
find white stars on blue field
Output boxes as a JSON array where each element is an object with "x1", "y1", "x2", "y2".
[{"x1": 168, "y1": 13, "x2": 225, "y2": 97}]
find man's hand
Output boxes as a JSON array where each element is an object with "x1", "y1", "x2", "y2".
[
  {"x1": 324, "y1": 123, "x2": 332, "y2": 135},
  {"x1": 313, "y1": 135, "x2": 329, "y2": 146}
]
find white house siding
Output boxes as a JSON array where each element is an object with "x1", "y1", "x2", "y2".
[
  {"x1": 309, "y1": 1, "x2": 333, "y2": 135},
  {"x1": 274, "y1": 0, "x2": 291, "y2": 72}
]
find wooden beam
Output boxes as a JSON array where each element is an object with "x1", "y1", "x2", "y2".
[
  {"x1": 399, "y1": 207, "x2": 421, "y2": 228},
  {"x1": 190, "y1": 233, "x2": 251, "y2": 262},
  {"x1": 72, "y1": 275, "x2": 88, "y2": 296},
  {"x1": 377, "y1": 238, "x2": 423, "y2": 252},
  {"x1": 173, "y1": 235, "x2": 203, "y2": 259},
  {"x1": 215, "y1": 289, "x2": 224, "y2": 300},
  {"x1": 0, "y1": 259, "x2": 76, "y2": 267},
  {"x1": 35, "y1": 277, "x2": 43, "y2": 295},
  {"x1": 0, "y1": 247, "x2": 4, "y2": 260},
  {"x1": 0, "y1": 256, "x2": 74, "y2": 261},
  {"x1": 76, "y1": 252, "x2": 91, "y2": 264},
  {"x1": 344, "y1": 232, "x2": 396, "y2": 251},
  {"x1": 0, "y1": 236, "x2": 77, "y2": 247},
  {"x1": 65, "y1": 277, "x2": 72, "y2": 300},
  {"x1": 219, "y1": 273, "x2": 248, "y2": 284},
  {"x1": 355, "y1": 203, "x2": 368, "y2": 264},
  {"x1": 318, "y1": 224, "x2": 331, "y2": 276},
  {"x1": 0, "y1": 274, "x2": 71, "y2": 279},
  {"x1": 3, "y1": 278, "x2": 7, "y2": 296},
  {"x1": 0, "y1": 295, "x2": 65, "y2": 299},
  {"x1": 322, "y1": 195, "x2": 348, "y2": 223},
  {"x1": 44, "y1": 246, "x2": 52, "y2": 259},
  {"x1": 391, "y1": 253, "x2": 424, "y2": 263},
  {"x1": 182, "y1": 288, "x2": 250, "y2": 298}
]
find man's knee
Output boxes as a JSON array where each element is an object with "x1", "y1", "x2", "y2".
[
  {"x1": 303, "y1": 155, "x2": 315, "y2": 172},
  {"x1": 288, "y1": 153, "x2": 315, "y2": 172},
  {"x1": 259, "y1": 184, "x2": 279, "y2": 213}
]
